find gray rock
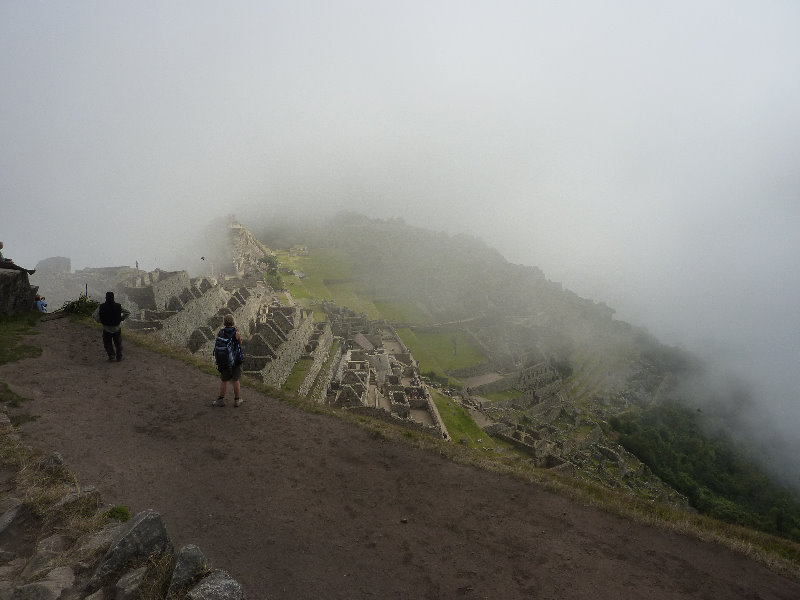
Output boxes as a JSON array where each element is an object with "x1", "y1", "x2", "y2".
[
  {"x1": 37, "y1": 453, "x2": 64, "y2": 474},
  {"x1": 74, "y1": 522, "x2": 126, "y2": 558},
  {"x1": 187, "y1": 570, "x2": 244, "y2": 600},
  {"x1": 53, "y1": 486, "x2": 99, "y2": 510},
  {"x1": 168, "y1": 544, "x2": 206, "y2": 595},
  {"x1": 36, "y1": 535, "x2": 68, "y2": 555},
  {"x1": 11, "y1": 566, "x2": 74, "y2": 600},
  {"x1": 19, "y1": 550, "x2": 59, "y2": 581},
  {"x1": 18, "y1": 534, "x2": 69, "y2": 579},
  {"x1": 88, "y1": 510, "x2": 170, "y2": 590},
  {"x1": 0, "y1": 270, "x2": 36, "y2": 316},
  {"x1": 114, "y1": 566, "x2": 147, "y2": 600},
  {"x1": 0, "y1": 503, "x2": 22, "y2": 536},
  {"x1": 0, "y1": 498, "x2": 21, "y2": 515}
]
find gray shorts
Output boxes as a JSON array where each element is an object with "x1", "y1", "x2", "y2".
[{"x1": 219, "y1": 363, "x2": 242, "y2": 382}]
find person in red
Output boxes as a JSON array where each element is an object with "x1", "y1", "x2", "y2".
[{"x1": 92, "y1": 291, "x2": 130, "y2": 361}]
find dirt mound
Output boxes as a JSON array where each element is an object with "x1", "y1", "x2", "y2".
[{"x1": 1, "y1": 318, "x2": 798, "y2": 599}]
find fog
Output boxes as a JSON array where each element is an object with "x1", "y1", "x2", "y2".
[{"x1": 3, "y1": 3, "x2": 800, "y2": 474}]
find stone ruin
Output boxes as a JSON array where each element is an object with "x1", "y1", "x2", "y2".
[
  {"x1": 0, "y1": 269, "x2": 37, "y2": 316},
  {"x1": 17, "y1": 219, "x2": 448, "y2": 438},
  {"x1": 324, "y1": 304, "x2": 448, "y2": 439}
]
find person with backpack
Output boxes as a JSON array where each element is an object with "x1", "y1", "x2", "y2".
[
  {"x1": 213, "y1": 314, "x2": 244, "y2": 407},
  {"x1": 92, "y1": 291, "x2": 130, "y2": 361}
]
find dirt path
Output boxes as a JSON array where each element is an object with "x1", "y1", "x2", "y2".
[{"x1": 1, "y1": 318, "x2": 799, "y2": 599}]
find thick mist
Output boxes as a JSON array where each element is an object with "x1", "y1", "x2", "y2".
[{"x1": 3, "y1": 3, "x2": 799, "y2": 483}]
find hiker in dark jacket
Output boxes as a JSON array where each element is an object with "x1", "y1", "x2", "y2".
[
  {"x1": 213, "y1": 314, "x2": 244, "y2": 407},
  {"x1": 92, "y1": 291, "x2": 130, "y2": 362}
]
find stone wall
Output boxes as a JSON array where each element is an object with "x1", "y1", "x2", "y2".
[
  {"x1": 154, "y1": 285, "x2": 231, "y2": 348},
  {"x1": 151, "y1": 271, "x2": 191, "y2": 311},
  {"x1": 307, "y1": 339, "x2": 342, "y2": 404},
  {"x1": 471, "y1": 373, "x2": 518, "y2": 397},
  {"x1": 258, "y1": 312, "x2": 316, "y2": 389},
  {"x1": 297, "y1": 323, "x2": 333, "y2": 398},
  {"x1": 346, "y1": 405, "x2": 443, "y2": 439},
  {"x1": 0, "y1": 269, "x2": 36, "y2": 315}
]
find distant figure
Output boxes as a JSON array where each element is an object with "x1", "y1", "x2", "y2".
[
  {"x1": 92, "y1": 291, "x2": 130, "y2": 362},
  {"x1": 34, "y1": 294, "x2": 47, "y2": 312},
  {"x1": 0, "y1": 241, "x2": 35, "y2": 275},
  {"x1": 213, "y1": 314, "x2": 244, "y2": 407}
]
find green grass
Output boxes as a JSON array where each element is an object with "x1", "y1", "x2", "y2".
[
  {"x1": 484, "y1": 388, "x2": 523, "y2": 402},
  {"x1": 373, "y1": 300, "x2": 433, "y2": 325},
  {"x1": 431, "y1": 390, "x2": 501, "y2": 451},
  {"x1": 395, "y1": 328, "x2": 487, "y2": 385},
  {"x1": 0, "y1": 312, "x2": 42, "y2": 365},
  {"x1": 278, "y1": 249, "x2": 382, "y2": 318},
  {"x1": 282, "y1": 357, "x2": 315, "y2": 392}
]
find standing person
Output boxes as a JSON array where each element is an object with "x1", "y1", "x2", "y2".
[
  {"x1": 0, "y1": 241, "x2": 35, "y2": 275},
  {"x1": 92, "y1": 291, "x2": 130, "y2": 362},
  {"x1": 213, "y1": 314, "x2": 244, "y2": 407}
]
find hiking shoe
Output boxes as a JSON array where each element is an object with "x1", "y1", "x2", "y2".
[
  {"x1": 107, "y1": 356, "x2": 115, "y2": 362},
  {"x1": 234, "y1": 397, "x2": 243, "y2": 408},
  {"x1": 212, "y1": 398, "x2": 226, "y2": 407},
  {"x1": 116, "y1": 355, "x2": 123, "y2": 361}
]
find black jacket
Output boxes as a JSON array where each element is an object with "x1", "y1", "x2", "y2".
[{"x1": 98, "y1": 301, "x2": 123, "y2": 327}]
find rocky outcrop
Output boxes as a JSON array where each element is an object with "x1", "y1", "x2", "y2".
[
  {"x1": 0, "y1": 417, "x2": 244, "y2": 599},
  {"x1": 0, "y1": 269, "x2": 36, "y2": 316},
  {"x1": 0, "y1": 493, "x2": 243, "y2": 600}
]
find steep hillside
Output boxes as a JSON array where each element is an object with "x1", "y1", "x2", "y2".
[{"x1": 255, "y1": 212, "x2": 800, "y2": 540}]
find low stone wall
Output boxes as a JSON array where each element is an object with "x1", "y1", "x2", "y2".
[
  {"x1": 425, "y1": 394, "x2": 449, "y2": 440},
  {"x1": 472, "y1": 373, "x2": 518, "y2": 397},
  {"x1": 346, "y1": 405, "x2": 443, "y2": 439}
]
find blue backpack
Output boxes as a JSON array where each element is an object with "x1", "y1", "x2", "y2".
[{"x1": 214, "y1": 329, "x2": 242, "y2": 371}]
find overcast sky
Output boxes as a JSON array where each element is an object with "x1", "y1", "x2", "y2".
[{"x1": 3, "y1": 2, "x2": 800, "y2": 451}]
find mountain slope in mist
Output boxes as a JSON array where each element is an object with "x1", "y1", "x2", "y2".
[{"x1": 253, "y1": 212, "x2": 800, "y2": 541}]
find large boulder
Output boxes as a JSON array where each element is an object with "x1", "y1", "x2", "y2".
[
  {"x1": 87, "y1": 509, "x2": 170, "y2": 591},
  {"x1": 0, "y1": 269, "x2": 36, "y2": 315},
  {"x1": 187, "y1": 569, "x2": 244, "y2": 600}
]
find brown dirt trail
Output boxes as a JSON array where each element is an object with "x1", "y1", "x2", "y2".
[{"x1": 0, "y1": 318, "x2": 798, "y2": 599}]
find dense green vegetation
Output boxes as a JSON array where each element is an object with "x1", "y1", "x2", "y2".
[
  {"x1": 611, "y1": 401, "x2": 800, "y2": 541},
  {"x1": 60, "y1": 291, "x2": 99, "y2": 317}
]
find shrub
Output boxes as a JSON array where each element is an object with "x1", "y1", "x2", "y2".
[
  {"x1": 61, "y1": 292, "x2": 99, "y2": 317},
  {"x1": 104, "y1": 505, "x2": 131, "y2": 522}
]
